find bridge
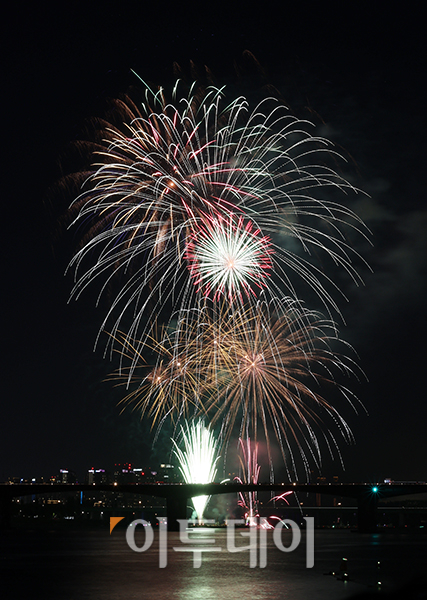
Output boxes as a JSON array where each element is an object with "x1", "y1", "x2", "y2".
[{"x1": 1, "y1": 482, "x2": 426, "y2": 532}]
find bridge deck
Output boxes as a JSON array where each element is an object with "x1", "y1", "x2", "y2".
[{"x1": 1, "y1": 482, "x2": 426, "y2": 500}]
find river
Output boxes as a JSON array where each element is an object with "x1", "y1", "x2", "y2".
[{"x1": 1, "y1": 525, "x2": 426, "y2": 599}]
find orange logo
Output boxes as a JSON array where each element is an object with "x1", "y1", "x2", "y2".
[{"x1": 110, "y1": 516, "x2": 125, "y2": 534}]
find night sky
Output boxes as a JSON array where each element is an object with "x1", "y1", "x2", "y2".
[{"x1": 3, "y1": 4, "x2": 426, "y2": 483}]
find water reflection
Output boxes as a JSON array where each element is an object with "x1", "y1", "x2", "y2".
[{"x1": 1, "y1": 528, "x2": 426, "y2": 599}]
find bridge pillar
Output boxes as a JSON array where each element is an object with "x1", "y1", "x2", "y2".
[
  {"x1": 0, "y1": 493, "x2": 12, "y2": 530},
  {"x1": 357, "y1": 493, "x2": 378, "y2": 533},
  {"x1": 166, "y1": 493, "x2": 189, "y2": 531}
]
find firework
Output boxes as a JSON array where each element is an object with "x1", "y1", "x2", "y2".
[
  {"x1": 270, "y1": 492, "x2": 293, "y2": 504},
  {"x1": 198, "y1": 302, "x2": 362, "y2": 479},
  {"x1": 63, "y1": 72, "x2": 369, "y2": 479},
  {"x1": 172, "y1": 419, "x2": 220, "y2": 524},
  {"x1": 235, "y1": 438, "x2": 261, "y2": 526},
  {"x1": 106, "y1": 308, "x2": 226, "y2": 427},
  {"x1": 185, "y1": 212, "x2": 273, "y2": 303},
  {"x1": 107, "y1": 326, "x2": 208, "y2": 424},
  {"x1": 234, "y1": 438, "x2": 292, "y2": 527},
  {"x1": 66, "y1": 77, "x2": 370, "y2": 362},
  {"x1": 110, "y1": 300, "x2": 362, "y2": 478}
]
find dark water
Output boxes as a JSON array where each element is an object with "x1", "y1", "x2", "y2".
[{"x1": 1, "y1": 526, "x2": 426, "y2": 599}]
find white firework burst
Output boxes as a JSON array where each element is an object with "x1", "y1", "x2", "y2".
[
  {"x1": 185, "y1": 213, "x2": 273, "y2": 302},
  {"x1": 66, "y1": 77, "x2": 370, "y2": 363},
  {"x1": 172, "y1": 419, "x2": 220, "y2": 524}
]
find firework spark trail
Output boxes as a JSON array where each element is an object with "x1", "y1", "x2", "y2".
[
  {"x1": 185, "y1": 212, "x2": 273, "y2": 302},
  {"x1": 270, "y1": 492, "x2": 294, "y2": 504},
  {"x1": 106, "y1": 300, "x2": 311, "y2": 426},
  {"x1": 172, "y1": 419, "x2": 220, "y2": 524},
  {"x1": 67, "y1": 78, "x2": 371, "y2": 368},
  {"x1": 197, "y1": 302, "x2": 363, "y2": 479},
  {"x1": 63, "y1": 74, "x2": 370, "y2": 478},
  {"x1": 107, "y1": 329, "x2": 203, "y2": 424},
  {"x1": 235, "y1": 438, "x2": 261, "y2": 526},
  {"x1": 235, "y1": 438, "x2": 293, "y2": 527},
  {"x1": 108, "y1": 300, "x2": 364, "y2": 478}
]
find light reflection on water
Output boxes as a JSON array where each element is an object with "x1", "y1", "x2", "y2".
[{"x1": 1, "y1": 528, "x2": 426, "y2": 599}]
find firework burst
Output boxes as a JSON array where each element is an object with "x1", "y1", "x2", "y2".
[
  {"x1": 199, "y1": 302, "x2": 363, "y2": 478},
  {"x1": 63, "y1": 71, "x2": 370, "y2": 479},
  {"x1": 66, "y1": 77, "x2": 370, "y2": 362},
  {"x1": 172, "y1": 419, "x2": 220, "y2": 524},
  {"x1": 106, "y1": 326, "x2": 208, "y2": 425},
  {"x1": 185, "y1": 212, "x2": 273, "y2": 302},
  {"x1": 235, "y1": 438, "x2": 262, "y2": 526},
  {"x1": 109, "y1": 300, "x2": 363, "y2": 477}
]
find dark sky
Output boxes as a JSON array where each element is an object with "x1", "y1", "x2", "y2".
[{"x1": 3, "y1": 4, "x2": 426, "y2": 483}]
